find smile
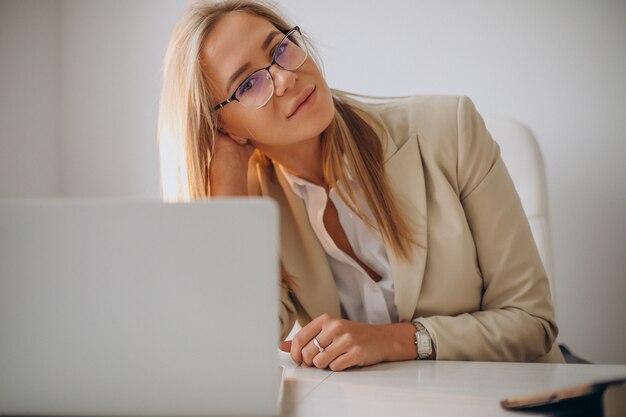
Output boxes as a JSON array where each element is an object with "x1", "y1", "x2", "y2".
[{"x1": 288, "y1": 86, "x2": 316, "y2": 118}]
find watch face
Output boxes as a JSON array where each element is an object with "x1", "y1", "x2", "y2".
[{"x1": 417, "y1": 332, "x2": 432, "y2": 356}]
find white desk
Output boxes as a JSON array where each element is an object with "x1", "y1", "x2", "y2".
[{"x1": 278, "y1": 352, "x2": 626, "y2": 417}]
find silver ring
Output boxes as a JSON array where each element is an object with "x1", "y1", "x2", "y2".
[{"x1": 312, "y1": 336, "x2": 325, "y2": 353}]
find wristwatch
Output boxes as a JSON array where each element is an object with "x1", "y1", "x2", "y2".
[{"x1": 412, "y1": 320, "x2": 432, "y2": 360}]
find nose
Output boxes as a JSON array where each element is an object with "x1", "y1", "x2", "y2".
[{"x1": 269, "y1": 65, "x2": 297, "y2": 97}]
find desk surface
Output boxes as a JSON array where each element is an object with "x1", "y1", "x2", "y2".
[{"x1": 278, "y1": 352, "x2": 626, "y2": 417}]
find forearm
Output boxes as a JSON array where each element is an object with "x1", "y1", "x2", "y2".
[
  {"x1": 209, "y1": 152, "x2": 248, "y2": 196},
  {"x1": 418, "y1": 309, "x2": 556, "y2": 362}
]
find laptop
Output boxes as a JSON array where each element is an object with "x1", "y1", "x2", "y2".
[{"x1": 0, "y1": 198, "x2": 281, "y2": 416}]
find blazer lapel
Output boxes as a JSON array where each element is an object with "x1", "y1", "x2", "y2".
[
  {"x1": 250, "y1": 123, "x2": 428, "y2": 325},
  {"x1": 253, "y1": 159, "x2": 342, "y2": 321},
  {"x1": 383, "y1": 134, "x2": 429, "y2": 322}
]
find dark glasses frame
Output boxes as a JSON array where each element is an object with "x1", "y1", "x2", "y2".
[{"x1": 211, "y1": 26, "x2": 305, "y2": 112}]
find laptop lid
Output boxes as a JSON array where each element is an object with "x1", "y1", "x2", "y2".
[{"x1": 0, "y1": 198, "x2": 280, "y2": 416}]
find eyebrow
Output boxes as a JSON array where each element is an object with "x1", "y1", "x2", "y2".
[{"x1": 226, "y1": 30, "x2": 282, "y2": 93}]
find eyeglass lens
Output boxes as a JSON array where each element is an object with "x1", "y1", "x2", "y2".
[{"x1": 235, "y1": 29, "x2": 307, "y2": 109}]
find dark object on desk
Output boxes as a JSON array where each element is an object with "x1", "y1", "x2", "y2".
[
  {"x1": 501, "y1": 378, "x2": 626, "y2": 417},
  {"x1": 559, "y1": 343, "x2": 592, "y2": 364}
]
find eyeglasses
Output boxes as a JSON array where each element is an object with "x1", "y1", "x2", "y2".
[{"x1": 212, "y1": 27, "x2": 308, "y2": 112}]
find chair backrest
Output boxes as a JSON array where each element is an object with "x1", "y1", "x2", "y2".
[{"x1": 483, "y1": 116, "x2": 556, "y2": 302}]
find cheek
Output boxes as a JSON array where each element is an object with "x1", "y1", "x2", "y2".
[
  {"x1": 222, "y1": 109, "x2": 265, "y2": 138},
  {"x1": 228, "y1": 112, "x2": 282, "y2": 145}
]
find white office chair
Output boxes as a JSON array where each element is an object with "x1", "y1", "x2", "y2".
[
  {"x1": 484, "y1": 116, "x2": 588, "y2": 364},
  {"x1": 483, "y1": 116, "x2": 556, "y2": 299}
]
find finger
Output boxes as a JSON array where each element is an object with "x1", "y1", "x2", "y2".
[
  {"x1": 290, "y1": 316, "x2": 327, "y2": 364},
  {"x1": 312, "y1": 341, "x2": 344, "y2": 369},
  {"x1": 328, "y1": 352, "x2": 355, "y2": 372},
  {"x1": 300, "y1": 342, "x2": 317, "y2": 366},
  {"x1": 213, "y1": 130, "x2": 248, "y2": 152},
  {"x1": 214, "y1": 129, "x2": 233, "y2": 143},
  {"x1": 302, "y1": 332, "x2": 334, "y2": 367},
  {"x1": 245, "y1": 142, "x2": 256, "y2": 157},
  {"x1": 279, "y1": 340, "x2": 291, "y2": 352},
  {"x1": 301, "y1": 337, "x2": 327, "y2": 366}
]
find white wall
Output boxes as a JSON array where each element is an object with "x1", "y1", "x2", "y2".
[
  {"x1": 0, "y1": 0, "x2": 60, "y2": 196},
  {"x1": 1, "y1": 0, "x2": 624, "y2": 363},
  {"x1": 58, "y1": 0, "x2": 184, "y2": 197}
]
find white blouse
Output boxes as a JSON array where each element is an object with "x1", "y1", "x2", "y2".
[{"x1": 279, "y1": 164, "x2": 399, "y2": 324}]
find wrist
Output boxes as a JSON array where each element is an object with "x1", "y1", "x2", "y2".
[
  {"x1": 379, "y1": 322, "x2": 420, "y2": 362},
  {"x1": 209, "y1": 154, "x2": 248, "y2": 197}
]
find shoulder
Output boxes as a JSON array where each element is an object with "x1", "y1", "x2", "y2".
[
  {"x1": 360, "y1": 95, "x2": 476, "y2": 163},
  {"x1": 363, "y1": 95, "x2": 473, "y2": 151},
  {"x1": 371, "y1": 94, "x2": 461, "y2": 119},
  {"x1": 362, "y1": 95, "x2": 497, "y2": 196},
  {"x1": 371, "y1": 95, "x2": 462, "y2": 147}
]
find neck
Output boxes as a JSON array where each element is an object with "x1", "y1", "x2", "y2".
[{"x1": 256, "y1": 136, "x2": 325, "y2": 186}]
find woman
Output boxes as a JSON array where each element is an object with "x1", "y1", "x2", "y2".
[{"x1": 158, "y1": 0, "x2": 565, "y2": 370}]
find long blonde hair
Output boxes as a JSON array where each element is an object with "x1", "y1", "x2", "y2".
[{"x1": 158, "y1": 0, "x2": 417, "y2": 260}]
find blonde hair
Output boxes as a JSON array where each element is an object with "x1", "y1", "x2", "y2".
[{"x1": 158, "y1": 0, "x2": 417, "y2": 259}]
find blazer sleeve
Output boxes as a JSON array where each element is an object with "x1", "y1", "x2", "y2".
[
  {"x1": 416, "y1": 96, "x2": 559, "y2": 362},
  {"x1": 279, "y1": 264, "x2": 298, "y2": 341}
]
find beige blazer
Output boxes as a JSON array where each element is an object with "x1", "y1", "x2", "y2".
[{"x1": 248, "y1": 95, "x2": 564, "y2": 363}]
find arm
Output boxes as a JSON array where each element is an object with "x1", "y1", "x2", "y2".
[
  {"x1": 415, "y1": 96, "x2": 559, "y2": 361},
  {"x1": 210, "y1": 133, "x2": 297, "y2": 341}
]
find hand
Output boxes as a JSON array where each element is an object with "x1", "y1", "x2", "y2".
[
  {"x1": 280, "y1": 314, "x2": 396, "y2": 371},
  {"x1": 213, "y1": 129, "x2": 254, "y2": 159},
  {"x1": 209, "y1": 130, "x2": 255, "y2": 196}
]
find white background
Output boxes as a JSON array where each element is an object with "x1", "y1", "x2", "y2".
[{"x1": 1, "y1": 0, "x2": 624, "y2": 364}]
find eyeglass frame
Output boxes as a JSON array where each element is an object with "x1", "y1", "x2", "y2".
[{"x1": 211, "y1": 26, "x2": 307, "y2": 112}]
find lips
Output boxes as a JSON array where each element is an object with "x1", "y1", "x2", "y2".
[{"x1": 287, "y1": 85, "x2": 316, "y2": 118}]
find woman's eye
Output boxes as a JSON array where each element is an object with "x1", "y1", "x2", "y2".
[
  {"x1": 274, "y1": 42, "x2": 288, "y2": 58},
  {"x1": 238, "y1": 77, "x2": 256, "y2": 96}
]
